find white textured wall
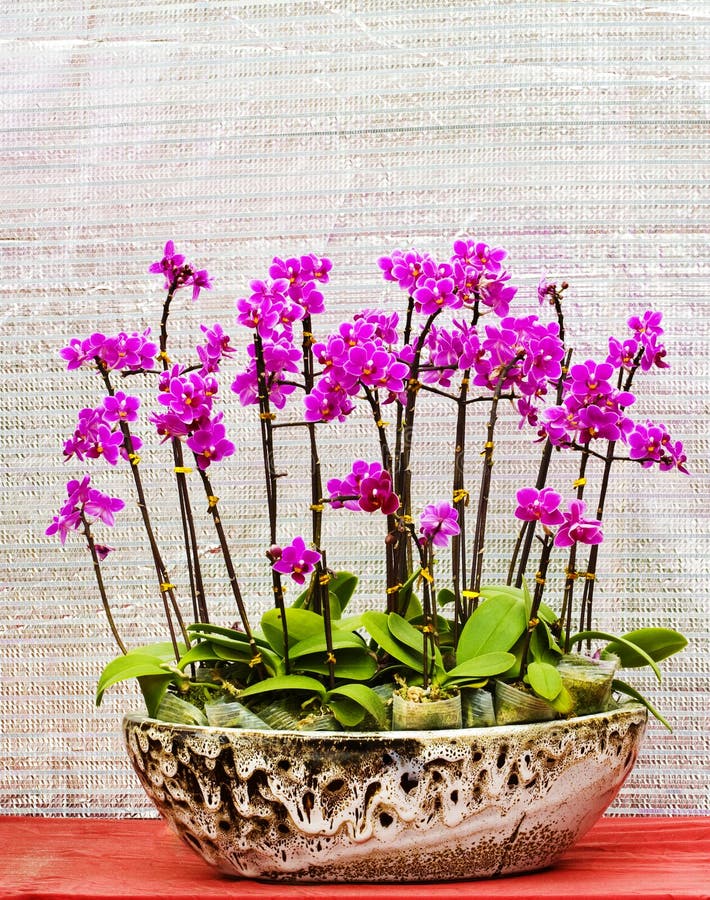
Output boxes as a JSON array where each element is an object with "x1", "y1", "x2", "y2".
[{"x1": 1, "y1": 1, "x2": 708, "y2": 816}]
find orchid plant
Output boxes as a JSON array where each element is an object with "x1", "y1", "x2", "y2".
[{"x1": 48, "y1": 238, "x2": 688, "y2": 732}]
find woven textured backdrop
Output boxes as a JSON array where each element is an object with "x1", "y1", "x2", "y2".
[{"x1": 1, "y1": 0, "x2": 708, "y2": 816}]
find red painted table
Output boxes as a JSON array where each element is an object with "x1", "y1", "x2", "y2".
[{"x1": 1, "y1": 815, "x2": 708, "y2": 899}]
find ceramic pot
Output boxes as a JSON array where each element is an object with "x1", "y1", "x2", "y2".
[{"x1": 123, "y1": 702, "x2": 647, "y2": 883}]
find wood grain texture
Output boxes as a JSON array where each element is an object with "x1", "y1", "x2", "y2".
[{"x1": 1, "y1": 815, "x2": 709, "y2": 898}]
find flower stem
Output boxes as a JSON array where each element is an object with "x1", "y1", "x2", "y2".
[
  {"x1": 362, "y1": 384, "x2": 401, "y2": 608},
  {"x1": 451, "y1": 370, "x2": 470, "y2": 638},
  {"x1": 157, "y1": 286, "x2": 208, "y2": 624},
  {"x1": 195, "y1": 466, "x2": 263, "y2": 668},
  {"x1": 466, "y1": 355, "x2": 523, "y2": 615},
  {"x1": 394, "y1": 310, "x2": 440, "y2": 594},
  {"x1": 519, "y1": 533, "x2": 554, "y2": 678},
  {"x1": 561, "y1": 452, "x2": 589, "y2": 652},
  {"x1": 577, "y1": 348, "x2": 645, "y2": 639},
  {"x1": 252, "y1": 330, "x2": 290, "y2": 667},
  {"x1": 80, "y1": 512, "x2": 127, "y2": 655},
  {"x1": 96, "y1": 359, "x2": 186, "y2": 660},
  {"x1": 404, "y1": 520, "x2": 437, "y2": 688},
  {"x1": 511, "y1": 348, "x2": 573, "y2": 588}
]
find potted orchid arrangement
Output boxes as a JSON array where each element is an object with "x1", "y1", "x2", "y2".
[{"x1": 48, "y1": 237, "x2": 688, "y2": 735}]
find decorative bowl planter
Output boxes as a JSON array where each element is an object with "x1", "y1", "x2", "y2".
[{"x1": 123, "y1": 702, "x2": 647, "y2": 883}]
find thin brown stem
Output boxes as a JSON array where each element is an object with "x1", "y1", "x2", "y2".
[
  {"x1": 81, "y1": 513, "x2": 127, "y2": 655},
  {"x1": 196, "y1": 466, "x2": 263, "y2": 669},
  {"x1": 519, "y1": 533, "x2": 554, "y2": 678},
  {"x1": 96, "y1": 359, "x2": 185, "y2": 659},
  {"x1": 576, "y1": 347, "x2": 645, "y2": 641},
  {"x1": 513, "y1": 347, "x2": 573, "y2": 588},
  {"x1": 252, "y1": 330, "x2": 291, "y2": 666},
  {"x1": 157, "y1": 287, "x2": 208, "y2": 624},
  {"x1": 467, "y1": 355, "x2": 523, "y2": 613},
  {"x1": 561, "y1": 452, "x2": 589, "y2": 652}
]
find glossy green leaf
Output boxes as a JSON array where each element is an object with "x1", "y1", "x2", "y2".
[
  {"x1": 537, "y1": 601, "x2": 560, "y2": 625},
  {"x1": 602, "y1": 628, "x2": 687, "y2": 668},
  {"x1": 526, "y1": 660, "x2": 563, "y2": 701},
  {"x1": 408, "y1": 613, "x2": 452, "y2": 635},
  {"x1": 361, "y1": 611, "x2": 423, "y2": 671},
  {"x1": 328, "y1": 572, "x2": 358, "y2": 613},
  {"x1": 456, "y1": 590, "x2": 528, "y2": 663},
  {"x1": 387, "y1": 613, "x2": 428, "y2": 653},
  {"x1": 238, "y1": 674, "x2": 326, "y2": 701},
  {"x1": 611, "y1": 678, "x2": 671, "y2": 731},
  {"x1": 327, "y1": 684, "x2": 387, "y2": 728},
  {"x1": 325, "y1": 695, "x2": 365, "y2": 727},
  {"x1": 548, "y1": 683, "x2": 574, "y2": 715},
  {"x1": 96, "y1": 653, "x2": 177, "y2": 706},
  {"x1": 571, "y1": 630, "x2": 661, "y2": 681},
  {"x1": 293, "y1": 647, "x2": 377, "y2": 681},
  {"x1": 288, "y1": 630, "x2": 365, "y2": 660},
  {"x1": 213, "y1": 644, "x2": 255, "y2": 662},
  {"x1": 137, "y1": 674, "x2": 175, "y2": 718},
  {"x1": 401, "y1": 591, "x2": 423, "y2": 622},
  {"x1": 178, "y1": 642, "x2": 225, "y2": 669},
  {"x1": 442, "y1": 651, "x2": 516, "y2": 684},
  {"x1": 261, "y1": 607, "x2": 328, "y2": 656},
  {"x1": 187, "y1": 623, "x2": 269, "y2": 650},
  {"x1": 530, "y1": 621, "x2": 563, "y2": 662},
  {"x1": 134, "y1": 641, "x2": 187, "y2": 661},
  {"x1": 437, "y1": 588, "x2": 456, "y2": 607},
  {"x1": 395, "y1": 566, "x2": 422, "y2": 618}
]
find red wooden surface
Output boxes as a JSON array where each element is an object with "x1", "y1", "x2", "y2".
[{"x1": 1, "y1": 815, "x2": 708, "y2": 899}]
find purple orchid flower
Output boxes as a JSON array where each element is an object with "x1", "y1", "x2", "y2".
[
  {"x1": 271, "y1": 536, "x2": 322, "y2": 585},
  {"x1": 419, "y1": 501, "x2": 461, "y2": 548}
]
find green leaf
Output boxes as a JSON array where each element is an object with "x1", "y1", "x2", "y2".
[
  {"x1": 261, "y1": 607, "x2": 328, "y2": 656},
  {"x1": 361, "y1": 611, "x2": 423, "y2": 671},
  {"x1": 549, "y1": 684, "x2": 574, "y2": 715},
  {"x1": 293, "y1": 647, "x2": 377, "y2": 681},
  {"x1": 337, "y1": 613, "x2": 365, "y2": 633},
  {"x1": 96, "y1": 653, "x2": 176, "y2": 706},
  {"x1": 382, "y1": 567, "x2": 423, "y2": 620},
  {"x1": 134, "y1": 641, "x2": 187, "y2": 661},
  {"x1": 456, "y1": 590, "x2": 528, "y2": 662},
  {"x1": 443, "y1": 651, "x2": 516, "y2": 684},
  {"x1": 212, "y1": 644, "x2": 255, "y2": 662},
  {"x1": 530, "y1": 621, "x2": 563, "y2": 662},
  {"x1": 288, "y1": 630, "x2": 366, "y2": 660},
  {"x1": 328, "y1": 572, "x2": 358, "y2": 613},
  {"x1": 327, "y1": 684, "x2": 387, "y2": 729},
  {"x1": 187, "y1": 623, "x2": 268, "y2": 649},
  {"x1": 409, "y1": 614, "x2": 454, "y2": 649},
  {"x1": 387, "y1": 613, "x2": 428, "y2": 653},
  {"x1": 526, "y1": 660, "x2": 563, "y2": 701},
  {"x1": 537, "y1": 601, "x2": 560, "y2": 625},
  {"x1": 178, "y1": 642, "x2": 226, "y2": 668},
  {"x1": 291, "y1": 571, "x2": 357, "y2": 616},
  {"x1": 612, "y1": 678, "x2": 670, "y2": 731},
  {"x1": 326, "y1": 592, "x2": 343, "y2": 621},
  {"x1": 401, "y1": 591, "x2": 423, "y2": 622},
  {"x1": 602, "y1": 628, "x2": 687, "y2": 668},
  {"x1": 326, "y1": 695, "x2": 366, "y2": 727},
  {"x1": 437, "y1": 588, "x2": 456, "y2": 607},
  {"x1": 238, "y1": 674, "x2": 326, "y2": 701},
  {"x1": 137, "y1": 675, "x2": 175, "y2": 718},
  {"x1": 571, "y1": 629, "x2": 661, "y2": 681}
]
